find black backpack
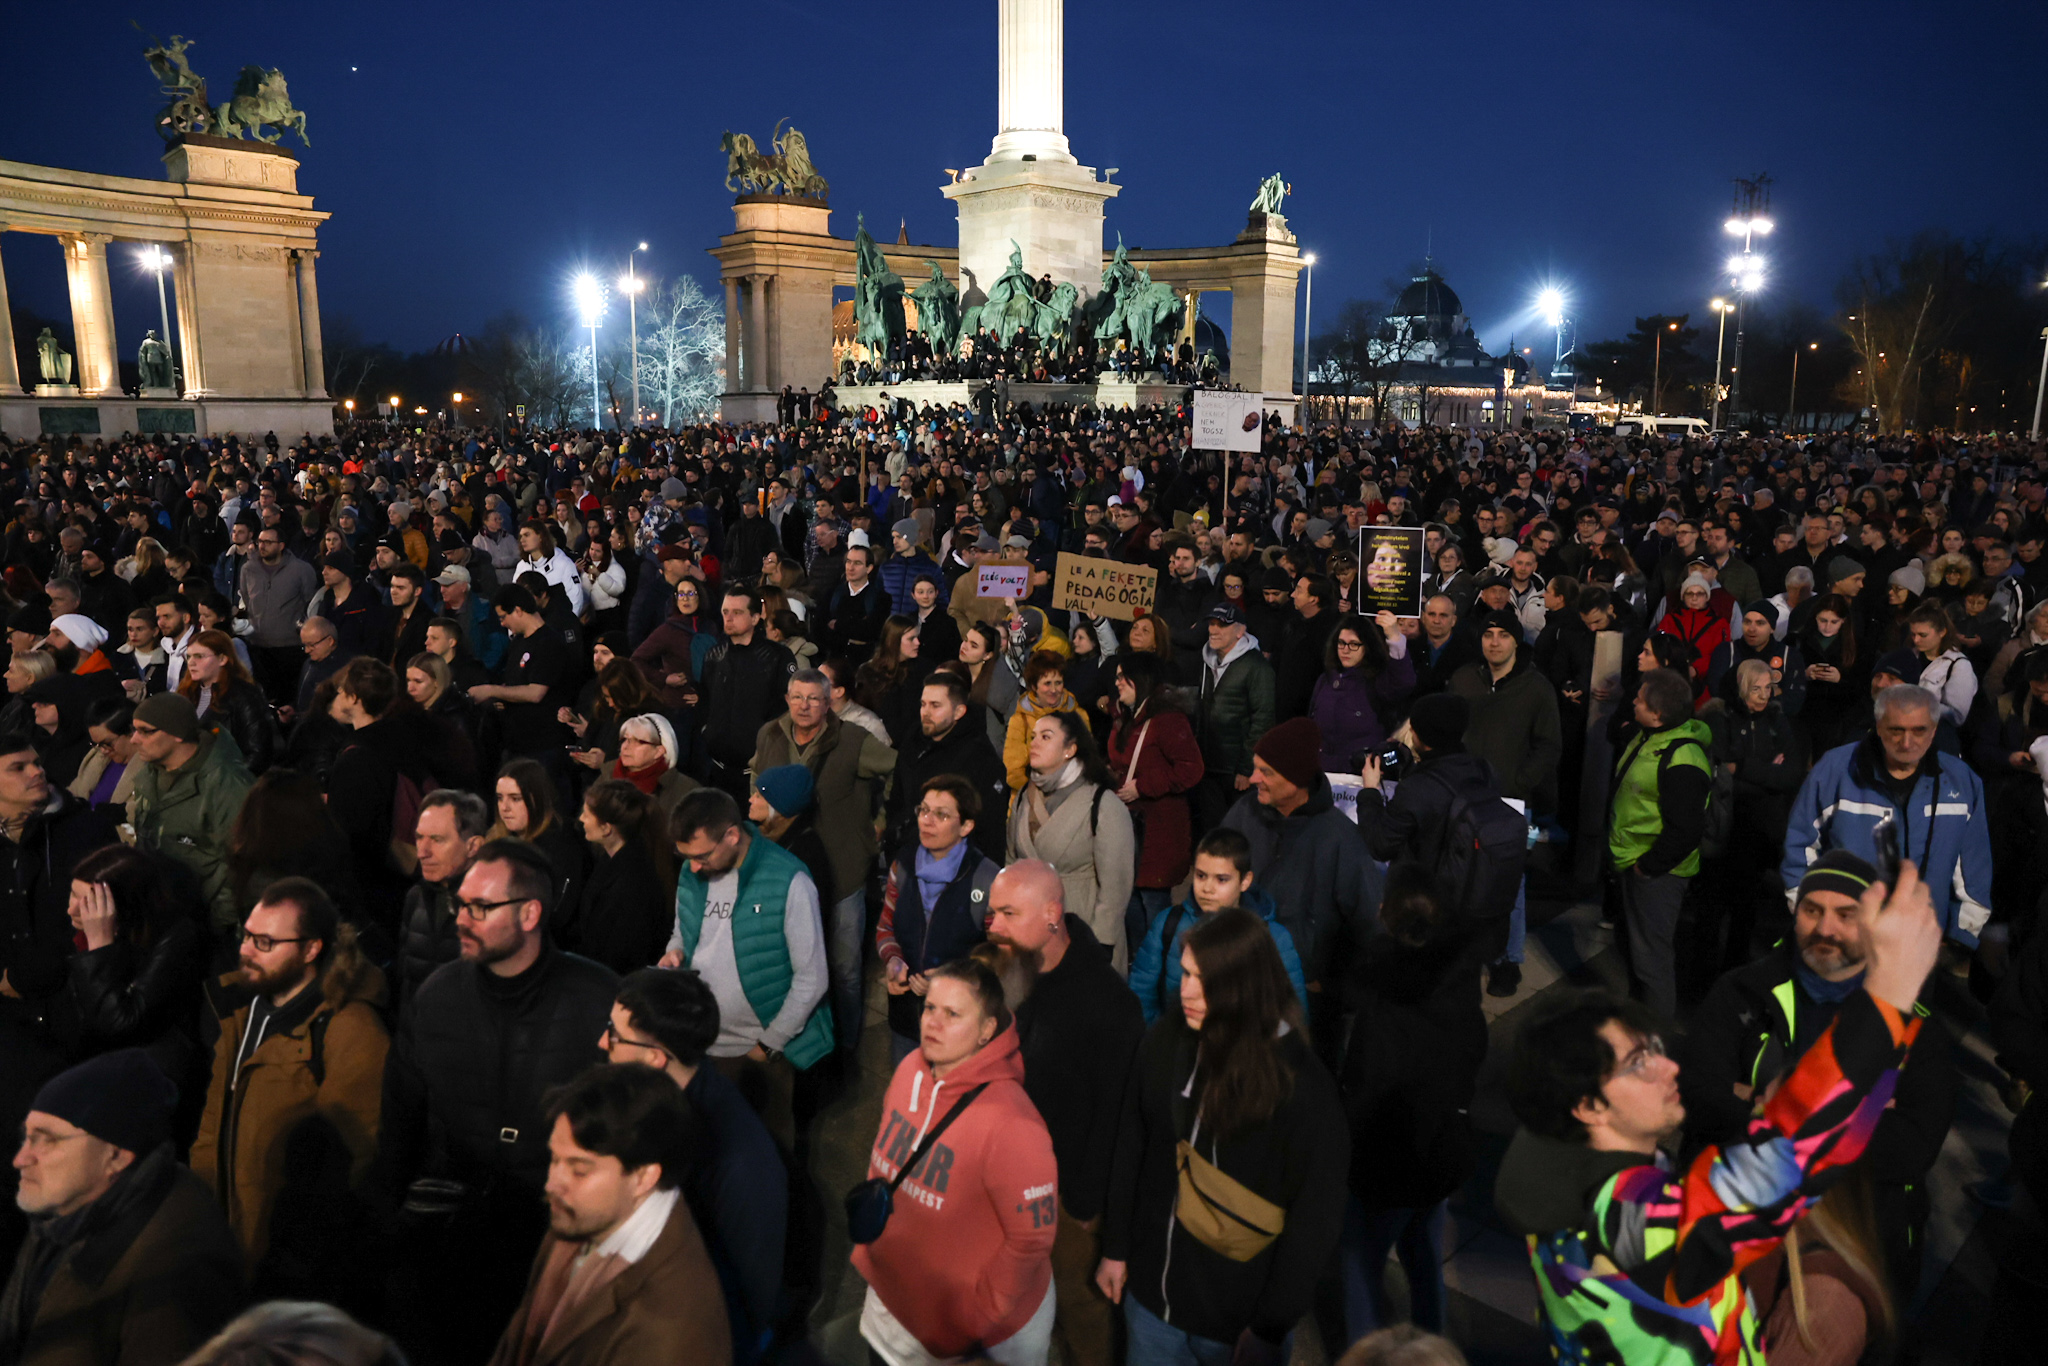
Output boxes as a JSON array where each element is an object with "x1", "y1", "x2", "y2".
[
  {"x1": 1656, "y1": 737, "x2": 1734, "y2": 861},
  {"x1": 1429, "y1": 769, "x2": 1529, "y2": 922}
]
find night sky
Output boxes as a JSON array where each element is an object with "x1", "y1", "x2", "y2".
[{"x1": 5, "y1": 1, "x2": 2045, "y2": 363}]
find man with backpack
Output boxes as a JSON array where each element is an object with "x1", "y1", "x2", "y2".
[
  {"x1": 1609, "y1": 667, "x2": 1715, "y2": 1021},
  {"x1": 1355, "y1": 693, "x2": 1527, "y2": 994},
  {"x1": 1128, "y1": 828, "x2": 1308, "y2": 1024}
]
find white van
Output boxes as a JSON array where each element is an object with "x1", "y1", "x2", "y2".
[{"x1": 1614, "y1": 415, "x2": 1709, "y2": 438}]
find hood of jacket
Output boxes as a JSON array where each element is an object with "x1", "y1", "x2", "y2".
[
  {"x1": 1493, "y1": 1126, "x2": 1650, "y2": 1237},
  {"x1": 1203, "y1": 632, "x2": 1259, "y2": 674},
  {"x1": 894, "y1": 1017, "x2": 1027, "y2": 1136}
]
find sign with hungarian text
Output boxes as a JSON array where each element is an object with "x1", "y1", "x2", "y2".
[
  {"x1": 1191, "y1": 391, "x2": 1267, "y2": 453},
  {"x1": 1053, "y1": 552, "x2": 1157, "y2": 622},
  {"x1": 976, "y1": 564, "x2": 1031, "y2": 599}
]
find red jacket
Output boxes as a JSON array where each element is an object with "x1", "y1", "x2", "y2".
[
  {"x1": 1106, "y1": 704, "x2": 1205, "y2": 888},
  {"x1": 851, "y1": 1025, "x2": 1057, "y2": 1357}
]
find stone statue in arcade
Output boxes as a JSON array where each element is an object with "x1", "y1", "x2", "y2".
[
  {"x1": 910, "y1": 261, "x2": 962, "y2": 359},
  {"x1": 1250, "y1": 172, "x2": 1290, "y2": 217},
  {"x1": 138, "y1": 331, "x2": 175, "y2": 390},
  {"x1": 1030, "y1": 283, "x2": 1079, "y2": 351},
  {"x1": 975, "y1": 242, "x2": 1041, "y2": 345},
  {"x1": 852, "y1": 216, "x2": 907, "y2": 362},
  {"x1": 36, "y1": 330, "x2": 74, "y2": 386}
]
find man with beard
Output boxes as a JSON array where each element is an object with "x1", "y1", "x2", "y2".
[
  {"x1": 190, "y1": 877, "x2": 389, "y2": 1304},
  {"x1": 378, "y1": 839, "x2": 617, "y2": 1364},
  {"x1": 44, "y1": 613, "x2": 123, "y2": 706},
  {"x1": 240, "y1": 523, "x2": 319, "y2": 706},
  {"x1": 981, "y1": 860, "x2": 1144, "y2": 1366},
  {"x1": 489, "y1": 1065, "x2": 730, "y2": 1365},
  {"x1": 890, "y1": 671, "x2": 1010, "y2": 865},
  {"x1": 1680, "y1": 850, "x2": 1955, "y2": 1301}
]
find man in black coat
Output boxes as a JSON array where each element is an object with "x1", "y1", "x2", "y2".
[
  {"x1": 889, "y1": 672, "x2": 1010, "y2": 866},
  {"x1": 696, "y1": 587, "x2": 797, "y2": 797},
  {"x1": 1406, "y1": 594, "x2": 1481, "y2": 699},
  {"x1": 1151, "y1": 536, "x2": 1219, "y2": 687},
  {"x1": 377, "y1": 839, "x2": 618, "y2": 1365},
  {"x1": 985, "y1": 860, "x2": 1145, "y2": 1366}
]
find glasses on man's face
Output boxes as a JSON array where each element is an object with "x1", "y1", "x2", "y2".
[
  {"x1": 238, "y1": 928, "x2": 311, "y2": 953},
  {"x1": 1615, "y1": 1035, "x2": 1667, "y2": 1080},
  {"x1": 16, "y1": 1126, "x2": 84, "y2": 1156},
  {"x1": 454, "y1": 895, "x2": 527, "y2": 922},
  {"x1": 603, "y1": 1022, "x2": 668, "y2": 1060},
  {"x1": 129, "y1": 722, "x2": 161, "y2": 740}
]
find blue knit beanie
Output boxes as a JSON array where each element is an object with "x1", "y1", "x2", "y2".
[{"x1": 755, "y1": 763, "x2": 815, "y2": 817}]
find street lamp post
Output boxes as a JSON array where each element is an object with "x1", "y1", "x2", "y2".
[
  {"x1": 1709, "y1": 299, "x2": 1733, "y2": 429},
  {"x1": 574, "y1": 274, "x2": 605, "y2": 428},
  {"x1": 1298, "y1": 253, "x2": 1317, "y2": 418},
  {"x1": 621, "y1": 242, "x2": 648, "y2": 429},
  {"x1": 1723, "y1": 175, "x2": 1773, "y2": 424},
  {"x1": 1787, "y1": 342, "x2": 1817, "y2": 432},
  {"x1": 139, "y1": 245, "x2": 177, "y2": 390},
  {"x1": 2033, "y1": 327, "x2": 2048, "y2": 441},
  {"x1": 1651, "y1": 320, "x2": 1678, "y2": 417}
]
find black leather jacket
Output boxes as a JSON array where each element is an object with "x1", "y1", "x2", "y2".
[{"x1": 200, "y1": 679, "x2": 280, "y2": 775}]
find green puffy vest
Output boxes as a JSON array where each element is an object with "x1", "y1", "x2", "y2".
[{"x1": 673, "y1": 825, "x2": 835, "y2": 1069}]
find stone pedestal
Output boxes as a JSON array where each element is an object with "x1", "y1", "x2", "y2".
[
  {"x1": 943, "y1": 160, "x2": 1118, "y2": 304},
  {"x1": 33, "y1": 384, "x2": 79, "y2": 397},
  {"x1": 1239, "y1": 212, "x2": 1297, "y2": 246},
  {"x1": 139, "y1": 387, "x2": 179, "y2": 399},
  {"x1": 162, "y1": 134, "x2": 300, "y2": 193}
]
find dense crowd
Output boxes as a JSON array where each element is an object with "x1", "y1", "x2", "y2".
[
  {"x1": 0, "y1": 403, "x2": 2041, "y2": 1366},
  {"x1": 836, "y1": 327, "x2": 1220, "y2": 389}
]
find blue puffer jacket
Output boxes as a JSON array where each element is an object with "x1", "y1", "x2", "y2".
[
  {"x1": 1781, "y1": 735, "x2": 1992, "y2": 945},
  {"x1": 879, "y1": 549, "x2": 941, "y2": 617},
  {"x1": 1127, "y1": 886, "x2": 1308, "y2": 1024}
]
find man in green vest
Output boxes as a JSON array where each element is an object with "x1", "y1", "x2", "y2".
[
  {"x1": 1608, "y1": 667, "x2": 1713, "y2": 1022},
  {"x1": 661, "y1": 787, "x2": 832, "y2": 1151}
]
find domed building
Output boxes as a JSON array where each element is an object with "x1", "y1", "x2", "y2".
[{"x1": 1320, "y1": 263, "x2": 1551, "y2": 428}]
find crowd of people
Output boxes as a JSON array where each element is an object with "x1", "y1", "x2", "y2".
[
  {"x1": 0, "y1": 401, "x2": 2040, "y2": 1366},
  {"x1": 834, "y1": 325, "x2": 1222, "y2": 392}
]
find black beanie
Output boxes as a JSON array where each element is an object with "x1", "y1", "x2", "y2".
[
  {"x1": 1409, "y1": 693, "x2": 1470, "y2": 752},
  {"x1": 1797, "y1": 849, "x2": 1878, "y2": 903},
  {"x1": 29, "y1": 1048, "x2": 178, "y2": 1155}
]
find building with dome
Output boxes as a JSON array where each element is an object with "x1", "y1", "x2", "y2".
[{"x1": 1300, "y1": 263, "x2": 1554, "y2": 429}]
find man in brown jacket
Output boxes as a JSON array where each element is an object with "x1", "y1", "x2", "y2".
[
  {"x1": 188, "y1": 877, "x2": 389, "y2": 1305},
  {"x1": 491, "y1": 1064, "x2": 729, "y2": 1366}
]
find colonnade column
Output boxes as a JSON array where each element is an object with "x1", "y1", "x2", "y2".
[
  {"x1": 294, "y1": 249, "x2": 327, "y2": 398},
  {"x1": 173, "y1": 242, "x2": 206, "y2": 397},
  {"x1": 744, "y1": 275, "x2": 769, "y2": 391},
  {"x1": 61, "y1": 232, "x2": 118, "y2": 396},
  {"x1": 0, "y1": 227, "x2": 20, "y2": 395},
  {"x1": 723, "y1": 277, "x2": 741, "y2": 393}
]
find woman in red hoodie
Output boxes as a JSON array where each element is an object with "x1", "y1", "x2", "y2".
[{"x1": 854, "y1": 957, "x2": 1059, "y2": 1365}]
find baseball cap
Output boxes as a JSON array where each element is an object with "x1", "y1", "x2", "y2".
[
  {"x1": 1206, "y1": 603, "x2": 1244, "y2": 626},
  {"x1": 434, "y1": 565, "x2": 471, "y2": 587}
]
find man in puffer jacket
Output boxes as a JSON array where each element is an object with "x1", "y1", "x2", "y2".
[{"x1": 880, "y1": 520, "x2": 941, "y2": 617}]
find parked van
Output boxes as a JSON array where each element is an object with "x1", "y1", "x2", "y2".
[{"x1": 1614, "y1": 415, "x2": 1709, "y2": 438}]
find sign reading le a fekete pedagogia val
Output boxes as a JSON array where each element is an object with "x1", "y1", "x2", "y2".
[
  {"x1": 1053, "y1": 552, "x2": 1157, "y2": 622},
  {"x1": 1357, "y1": 526, "x2": 1425, "y2": 617}
]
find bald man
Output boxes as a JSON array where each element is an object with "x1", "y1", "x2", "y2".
[{"x1": 985, "y1": 861, "x2": 1144, "y2": 1366}]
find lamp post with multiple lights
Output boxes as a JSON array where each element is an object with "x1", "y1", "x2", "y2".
[
  {"x1": 621, "y1": 242, "x2": 647, "y2": 428},
  {"x1": 137, "y1": 245, "x2": 177, "y2": 391},
  {"x1": 1709, "y1": 298, "x2": 1735, "y2": 429},
  {"x1": 574, "y1": 275, "x2": 605, "y2": 428},
  {"x1": 1724, "y1": 174, "x2": 1773, "y2": 424}
]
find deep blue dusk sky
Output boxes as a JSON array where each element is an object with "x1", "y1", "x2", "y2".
[{"x1": 5, "y1": 1, "x2": 2045, "y2": 364}]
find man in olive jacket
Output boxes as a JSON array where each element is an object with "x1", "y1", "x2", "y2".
[
  {"x1": 190, "y1": 879, "x2": 389, "y2": 1306},
  {"x1": 750, "y1": 668, "x2": 895, "y2": 1057},
  {"x1": 127, "y1": 692, "x2": 254, "y2": 935}
]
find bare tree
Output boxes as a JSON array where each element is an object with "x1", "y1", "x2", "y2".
[
  {"x1": 638, "y1": 276, "x2": 726, "y2": 426},
  {"x1": 513, "y1": 331, "x2": 585, "y2": 429}
]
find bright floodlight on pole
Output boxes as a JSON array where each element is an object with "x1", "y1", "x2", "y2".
[
  {"x1": 138, "y1": 245, "x2": 177, "y2": 391},
  {"x1": 1537, "y1": 288, "x2": 1565, "y2": 328},
  {"x1": 574, "y1": 273, "x2": 605, "y2": 428}
]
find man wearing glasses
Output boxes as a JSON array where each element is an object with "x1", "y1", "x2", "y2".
[
  {"x1": 379, "y1": 838, "x2": 618, "y2": 1363},
  {"x1": 189, "y1": 877, "x2": 389, "y2": 1299},
  {"x1": 601, "y1": 968, "x2": 786, "y2": 1357},
  {"x1": 237, "y1": 516, "x2": 319, "y2": 707},
  {"x1": 1495, "y1": 863, "x2": 1944, "y2": 1366}
]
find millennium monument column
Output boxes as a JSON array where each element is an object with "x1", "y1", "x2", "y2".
[{"x1": 943, "y1": 0, "x2": 1118, "y2": 306}]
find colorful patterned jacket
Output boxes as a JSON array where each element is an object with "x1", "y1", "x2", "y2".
[{"x1": 1494, "y1": 990, "x2": 1920, "y2": 1364}]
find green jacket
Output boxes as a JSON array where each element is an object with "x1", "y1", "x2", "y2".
[
  {"x1": 132, "y1": 730, "x2": 255, "y2": 931},
  {"x1": 1198, "y1": 638, "x2": 1276, "y2": 778},
  {"x1": 1608, "y1": 718, "x2": 1712, "y2": 878},
  {"x1": 750, "y1": 711, "x2": 895, "y2": 902},
  {"x1": 674, "y1": 827, "x2": 834, "y2": 1068}
]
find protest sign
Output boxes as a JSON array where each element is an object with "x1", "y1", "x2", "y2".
[
  {"x1": 1357, "y1": 527, "x2": 1425, "y2": 617},
  {"x1": 976, "y1": 563, "x2": 1032, "y2": 599},
  {"x1": 1053, "y1": 552, "x2": 1157, "y2": 622},
  {"x1": 1191, "y1": 391, "x2": 1266, "y2": 452}
]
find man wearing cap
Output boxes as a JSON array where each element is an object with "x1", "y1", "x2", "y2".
[
  {"x1": 129, "y1": 690, "x2": 257, "y2": 936},
  {"x1": 310, "y1": 551, "x2": 388, "y2": 660},
  {"x1": 1706, "y1": 600, "x2": 1806, "y2": 715},
  {"x1": 0, "y1": 1049, "x2": 242, "y2": 1364},
  {"x1": 1681, "y1": 850, "x2": 1955, "y2": 1299},
  {"x1": 44, "y1": 613, "x2": 122, "y2": 706},
  {"x1": 750, "y1": 669, "x2": 896, "y2": 1058},
  {"x1": 434, "y1": 563, "x2": 507, "y2": 673},
  {"x1": 1193, "y1": 601, "x2": 1277, "y2": 834},
  {"x1": 1221, "y1": 716, "x2": 1376, "y2": 1032}
]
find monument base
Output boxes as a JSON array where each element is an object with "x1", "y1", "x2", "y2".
[
  {"x1": 34, "y1": 384, "x2": 80, "y2": 397},
  {"x1": 829, "y1": 379, "x2": 1194, "y2": 414},
  {"x1": 0, "y1": 395, "x2": 333, "y2": 442},
  {"x1": 139, "y1": 386, "x2": 180, "y2": 399},
  {"x1": 719, "y1": 391, "x2": 779, "y2": 425},
  {"x1": 942, "y1": 159, "x2": 1119, "y2": 304}
]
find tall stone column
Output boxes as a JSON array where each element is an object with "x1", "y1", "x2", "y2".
[
  {"x1": 722, "y1": 277, "x2": 741, "y2": 395},
  {"x1": 993, "y1": 0, "x2": 1071, "y2": 163},
  {"x1": 744, "y1": 275, "x2": 769, "y2": 391},
  {"x1": 0, "y1": 226, "x2": 21, "y2": 396},
  {"x1": 60, "y1": 233, "x2": 118, "y2": 396},
  {"x1": 293, "y1": 249, "x2": 328, "y2": 398},
  {"x1": 172, "y1": 242, "x2": 206, "y2": 397}
]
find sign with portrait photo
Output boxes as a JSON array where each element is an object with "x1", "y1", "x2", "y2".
[{"x1": 1356, "y1": 526, "x2": 1425, "y2": 617}]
